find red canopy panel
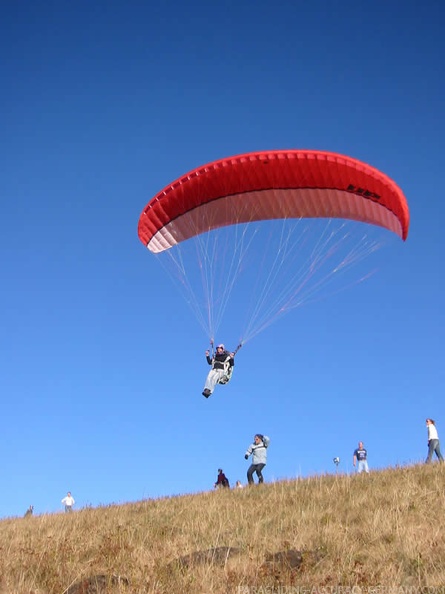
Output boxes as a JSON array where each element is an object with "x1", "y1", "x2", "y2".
[{"x1": 138, "y1": 150, "x2": 410, "y2": 253}]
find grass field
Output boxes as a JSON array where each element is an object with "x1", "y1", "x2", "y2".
[{"x1": 1, "y1": 463, "x2": 444, "y2": 593}]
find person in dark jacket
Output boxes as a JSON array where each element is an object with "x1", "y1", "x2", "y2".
[
  {"x1": 202, "y1": 344, "x2": 235, "y2": 398},
  {"x1": 214, "y1": 468, "x2": 230, "y2": 488}
]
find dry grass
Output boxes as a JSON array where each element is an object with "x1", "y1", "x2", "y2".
[{"x1": 1, "y1": 464, "x2": 445, "y2": 593}]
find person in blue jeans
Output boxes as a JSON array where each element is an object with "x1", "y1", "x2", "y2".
[
  {"x1": 425, "y1": 418, "x2": 444, "y2": 463},
  {"x1": 245, "y1": 434, "x2": 270, "y2": 484},
  {"x1": 353, "y1": 442, "x2": 369, "y2": 473}
]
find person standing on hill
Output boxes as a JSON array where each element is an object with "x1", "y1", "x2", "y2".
[
  {"x1": 244, "y1": 434, "x2": 270, "y2": 484},
  {"x1": 353, "y1": 441, "x2": 369, "y2": 473},
  {"x1": 425, "y1": 419, "x2": 444, "y2": 463},
  {"x1": 61, "y1": 491, "x2": 75, "y2": 512},
  {"x1": 214, "y1": 468, "x2": 230, "y2": 488}
]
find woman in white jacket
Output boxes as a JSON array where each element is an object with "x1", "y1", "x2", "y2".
[{"x1": 245, "y1": 434, "x2": 270, "y2": 484}]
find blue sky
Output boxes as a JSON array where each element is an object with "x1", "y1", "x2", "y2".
[{"x1": 1, "y1": 0, "x2": 444, "y2": 517}]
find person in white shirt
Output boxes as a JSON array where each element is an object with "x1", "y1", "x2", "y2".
[
  {"x1": 61, "y1": 491, "x2": 75, "y2": 512},
  {"x1": 425, "y1": 419, "x2": 444, "y2": 463}
]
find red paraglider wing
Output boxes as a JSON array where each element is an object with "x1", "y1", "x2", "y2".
[{"x1": 138, "y1": 150, "x2": 409, "y2": 253}]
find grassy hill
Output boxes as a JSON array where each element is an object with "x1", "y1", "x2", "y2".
[{"x1": 1, "y1": 463, "x2": 444, "y2": 593}]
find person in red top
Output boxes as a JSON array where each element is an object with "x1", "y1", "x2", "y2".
[{"x1": 214, "y1": 469, "x2": 230, "y2": 488}]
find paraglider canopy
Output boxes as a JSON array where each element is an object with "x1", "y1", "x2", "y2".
[
  {"x1": 137, "y1": 149, "x2": 409, "y2": 345},
  {"x1": 138, "y1": 149, "x2": 409, "y2": 253}
]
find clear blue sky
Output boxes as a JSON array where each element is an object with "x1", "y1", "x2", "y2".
[{"x1": 1, "y1": 0, "x2": 444, "y2": 517}]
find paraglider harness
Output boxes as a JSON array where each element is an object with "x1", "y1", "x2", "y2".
[
  {"x1": 209, "y1": 341, "x2": 242, "y2": 385},
  {"x1": 218, "y1": 360, "x2": 233, "y2": 385}
]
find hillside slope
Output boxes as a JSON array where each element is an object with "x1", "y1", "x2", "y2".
[{"x1": 1, "y1": 464, "x2": 444, "y2": 593}]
